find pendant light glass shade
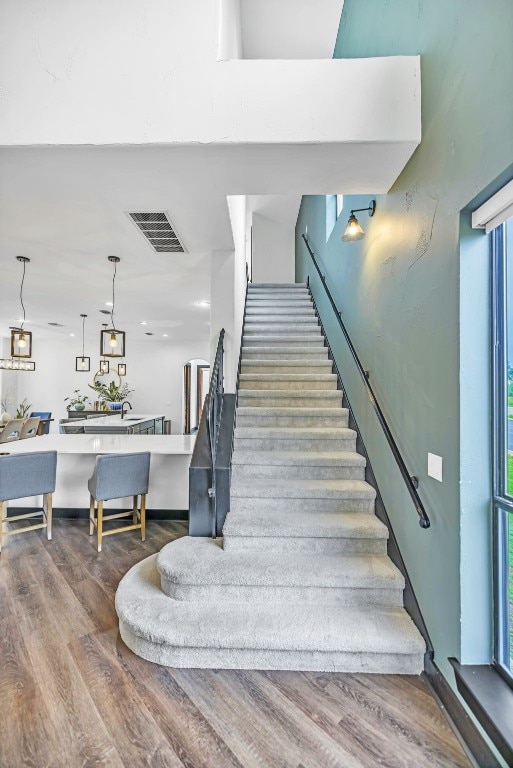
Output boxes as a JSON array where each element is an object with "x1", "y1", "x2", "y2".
[
  {"x1": 76, "y1": 314, "x2": 90, "y2": 371},
  {"x1": 118, "y1": 363, "x2": 127, "y2": 376},
  {"x1": 342, "y1": 214, "x2": 365, "y2": 242},
  {"x1": 10, "y1": 327, "x2": 33, "y2": 358},
  {"x1": 341, "y1": 200, "x2": 376, "y2": 243},
  {"x1": 100, "y1": 359, "x2": 110, "y2": 374},
  {"x1": 101, "y1": 256, "x2": 126, "y2": 357}
]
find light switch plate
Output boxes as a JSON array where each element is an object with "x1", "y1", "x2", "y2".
[{"x1": 428, "y1": 452, "x2": 443, "y2": 482}]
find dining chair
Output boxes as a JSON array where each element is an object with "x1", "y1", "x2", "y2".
[
  {"x1": 0, "y1": 451, "x2": 57, "y2": 554},
  {"x1": 30, "y1": 412, "x2": 52, "y2": 435},
  {"x1": 0, "y1": 419, "x2": 24, "y2": 444},
  {"x1": 20, "y1": 417, "x2": 41, "y2": 439},
  {"x1": 88, "y1": 452, "x2": 150, "y2": 552}
]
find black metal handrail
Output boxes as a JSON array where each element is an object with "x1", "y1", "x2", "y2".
[
  {"x1": 302, "y1": 233, "x2": 430, "y2": 529},
  {"x1": 206, "y1": 328, "x2": 225, "y2": 537}
]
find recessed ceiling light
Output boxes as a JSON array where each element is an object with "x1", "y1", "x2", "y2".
[
  {"x1": 195, "y1": 300, "x2": 210, "y2": 308},
  {"x1": 70, "y1": 333, "x2": 75, "y2": 337},
  {"x1": 105, "y1": 301, "x2": 113, "y2": 306},
  {"x1": 140, "y1": 321, "x2": 148, "y2": 325}
]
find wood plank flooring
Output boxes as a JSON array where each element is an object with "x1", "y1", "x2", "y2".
[{"x1": 0, "y1": 520, "x2": 471, "y2": 768}]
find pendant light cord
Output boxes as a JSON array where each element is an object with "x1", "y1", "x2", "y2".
[
  {"x1": 111, "y1": 260, "x2": 117, "y2": 329},
  {"x1": 19, "y1": 259, "x2": 26, "y2": 330},
  {"x1": 82, "y1": 315, "x2": 85, "y2": 358}
]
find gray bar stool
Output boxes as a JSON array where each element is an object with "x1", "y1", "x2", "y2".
[
  {"x1": 88, "y1": 452, "x2": 150, "y2": 552},
  {"x1": 0, "y1": 451, "x2": 57, "y2": 554}
]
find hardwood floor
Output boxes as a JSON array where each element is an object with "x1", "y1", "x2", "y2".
[{"x1": 0, "y1": 520, "x2": 471, "y2": 768}]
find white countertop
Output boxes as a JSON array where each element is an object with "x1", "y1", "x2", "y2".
[
  {"x1": 3, "y1": 434, "x2": 195, "y2": 455},
  {"x1": 70, "y1": 413, "x2": 164, "y2": 427}
]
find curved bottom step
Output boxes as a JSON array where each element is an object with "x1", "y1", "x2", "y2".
[{"x1": 116, "y1": 555, "x2": 424, "y2": 673}]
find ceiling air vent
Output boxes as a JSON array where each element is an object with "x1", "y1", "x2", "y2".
[
  {"x1": 48, "y1": 322, "x2": 64, "y2": 327},
  {"x1": 127, "y1": 212, "x2": 186, "y2": 253}
]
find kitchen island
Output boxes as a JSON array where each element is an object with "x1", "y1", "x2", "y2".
[
  {"x1": 4, "y1": 434, "x2": 194, "y2": 515},
  {"x1": 70, "y1": 414, "x2": 165, "y2": 435}
]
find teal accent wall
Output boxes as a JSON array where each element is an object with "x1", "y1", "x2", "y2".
[{"x1": 295, "y1": 0, "x2": 513, "y2": 701}]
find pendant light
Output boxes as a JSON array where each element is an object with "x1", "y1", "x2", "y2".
[
  {"x1": 99, "y1": 324, "x2": 110, "y2": 374},
  {"x1": 342, "y1": 200, "x2": 376, "y2": 242},
  {"x1": 1, "y1": 256, "x2": 36, "y2": 371},
  {"x1": 11, "y1": 256, "x2": 33, "y2": 358},
  {"x1": 100, "y1": 256, "x2": 126, "y2": 357},
  {"x1": 75, "y1": 314, "x2": 91, "y2": 371},
  {"x1": 118, "y1": 363, "x2": 127, "y2": 376}
]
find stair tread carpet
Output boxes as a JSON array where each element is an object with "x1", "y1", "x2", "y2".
[
  {"x1": 157, "y1": 537, "x2": 404, "y2": 589},
  {"x1": 231, "y1": 450, "x2": 366, "y2": 467},
  {"x1": 231, "y1": 477, "x2": 376, "y2": 499},
  {"x1": 223, "y1": 509, "x2": 389, "y2": 540},
  {"x1": 117, "y1": 556, "x2": 424, "y2": 659}
]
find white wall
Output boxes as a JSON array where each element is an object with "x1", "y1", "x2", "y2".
[
  {"x1": 218, "y1": 0, "x2": 242, "y2": 60},
  {"x1": 210, "y1": 196, "x2": 248, "y2": 394},
  {"x1": 240, "y1": 0, "x2": 343, "y2": 60},
  {"x1": 252, "y1": 212, "x2": 295, "y2": 283},
  {"x1": 2, "y1": 336, "x2": 210, "y2": 434},
  {"x1": 0, "y1": 0, "x2": 420, "y2": 152}
]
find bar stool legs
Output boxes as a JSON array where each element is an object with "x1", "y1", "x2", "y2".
[
  {"x1": 0, "y1": 493, "x2": 53, "y2": 554},
  {"x1": 89, "y1": 494, "x2": 147, "y2": 552}
]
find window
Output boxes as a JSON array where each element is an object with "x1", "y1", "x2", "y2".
[
  {"x1": 336, "y1": 194, "x2": 344, "y2": 218},
  {"x1": 492, "y1": 217, "x2": 513, "y2": 682},
  {"x1": 325, "y1": 195, "x2": 344, "y2": 241}
]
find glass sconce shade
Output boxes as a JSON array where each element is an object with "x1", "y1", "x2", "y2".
[
  {"x1": 118, "y1": 363, "x2": 127, "y2": 376},
  {"x1": 100, "y1": 327, "x2": 125, "y2": 358},
  {"x1": 76, "y1": 356, "x2": 91, "y2": 372},
  {"x1": 10, "y1": 328, "x2": 32, "y2": 358},
  {"x1": 342, "y1": 214, "x2": 366, "y2": 242},
  {"x1": 100, "y1": 360, "x2": 110, "y2": 374}
]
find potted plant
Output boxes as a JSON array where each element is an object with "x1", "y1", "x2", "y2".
[
  {"x1": 64, "y1": 390, "x2": 88, "y2": 411},
  {"x1": 1, "y1": 392, "x2": 14, "y2": 424},
  {"x1": 88, "y1": 381, "x2": 134, "y2": 409},
  {"x1": 15, "y1": 398, "x2": 32, "y2": 419}
]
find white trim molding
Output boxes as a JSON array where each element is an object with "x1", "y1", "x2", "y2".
[{"x1": 472, "y1": 179, "x2": 513, "y2": 233}]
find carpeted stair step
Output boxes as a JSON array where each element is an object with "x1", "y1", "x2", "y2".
[
  {"x1": 236, "y1": 406, "x2": 348, "y2": 428},
  {"x1": 234, "y1": 425, "x2": 357, "y2": 451},
  {"x1": 243, "y1": 335, "x2": 325, "y2": 346},
  {"x1": 239, "y1": 373, "x2": 338, "y2": 390},
  {"x1": 246, "y1": 300, "x2": 313, "y2": 309},
  {"x1": 246, "y1": 306, "x2": 316, "y2": 316},
  {"x1": 116, "y1": 556, "x2": 424, "y2": 673},
  {"x1": 241, "y1": 361, "x2": 333, "y2": 374},
  {"x1": 244, "y1": 324, "x2": 321, "y2": 335},
  {"x1": 237, "y1": 390, "x2": 343, "y2": 407},
  {"x1": 157, "y1": 537, "x2": 405, "y2": 606},
  {"x1": 245, "y1": 315, "x2": 318, "y2": 325},
  {"x1": 249, "y1": 283, "x2": 308, "y2": 289},
  {"x1": 223, "y1": 510, "x2": 388, "y2": 554},
  {"x1": 231, "y1": 450, "x2": 365, "y2": 480},
  {"x1": 230, "y1": 477, "x2": 376, "y2": 514},
  {"x1": 242, "y1": 344, "x2": 328, "y2": 362}
]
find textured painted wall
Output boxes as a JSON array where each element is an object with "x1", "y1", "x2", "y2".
[{"x1": 296, "y1": 0, "x2": 513, "y2": 693}]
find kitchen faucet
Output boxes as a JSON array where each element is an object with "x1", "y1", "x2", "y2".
[{"x1": 121, "y1": 401, "x2": 132, "y2": 420}]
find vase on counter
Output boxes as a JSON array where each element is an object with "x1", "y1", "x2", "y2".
[
  {"x1": 1, "y1": 412, "x2": 11, "y2": 424},
  {"x1": 75, "y1": 404, "x2": 85, "y2": 411},
  {"x1": 108, "y1": 403, "x2": 122, "y2": 410}
]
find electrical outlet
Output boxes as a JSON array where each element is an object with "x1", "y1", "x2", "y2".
[{"x1": 428, "y1": 453, "x2": 443, "y2": 482}]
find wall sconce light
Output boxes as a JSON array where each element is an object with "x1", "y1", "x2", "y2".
[
  {"x1": 75, "y1": 314, "x2": 91, "y2": 372},
  {"x1": 342, "y1": 200, "x2": 376, "y2": 242},
  {"x1": 100, "y1": 256, "x2": 126, "y2": 357}
]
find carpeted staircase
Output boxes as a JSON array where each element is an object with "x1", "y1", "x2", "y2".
[{"x1": 116, "y1": 283, "x2": 425, "y2": 672}]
